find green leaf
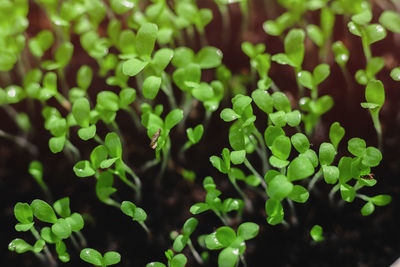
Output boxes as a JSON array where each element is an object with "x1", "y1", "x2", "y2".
[
  {"x1": 78, "y1": 125, "x2": 96, "y2": 141},
  {"x1": 285, "y1": 110, "x2": 301, "y2": 127},
  {"x1": 119, "y1": 88, "x2": 136, "y2": 109},
  {"x1": 310, "y1": 225, "x2": 324, "y2": 242},
  {"x1": 319, "y1": 143, "x2": 336, "y2": 165},
  {"x1": 284, "y1": 28, "x2": 305, "y2": 67},
  {"x1": 103, "y1": 251, "x2": 121, "y2": 266},
  {"x1": 390, "y1": 67, "x2": 400, "y2": 81},
  {"x1": 313, "y1": 64, "x2": 330, "y2": 85},
  {"x1": 365, "y1": 24, "x2": 387, "y2": 45},
  {"x1": 362, "y1": 147, "x2": 382, "y2": 167},
  {"x1": 351, "y1": 9, "x2": 372, "y2": 25},
  {"x1": 172, "y1": 47, "x2": 194, "y2": 68},
  {"x1": 53, "y1": 197, "x2": 70, "y2": 218},
  {"x1": 90, "y1": 145, "x2": 108, "y2": 170},
  {"x1": 340, "y1": 184, "x2": 355, "y2": 202},
  {"x1": 205, "y1": 232, "x2": 224, "y2": 250},
  {"x1": 122, "y1": 58, "x2": 148, "y2": 76},
  {"x1": 232, "y1": 94, "x2": 252, "y2": 115},
  {"x1": 52, "y1": 218, "x2": 72, "y2": 239},
  {"x1": 136, "y1": 23, "x2": 158, "y2": 59},
  {"x1": 267, "y1": 174, "x2": 293, "y2": 200},
  {"x1": 110, "y1": 0, "x2": 135, "y2": 14},
  {"x1": 146, "y1": 262, "x2": 166, "y2": 267},
  {"x1": 306, "y1": 24, "x2": 323, "y2": 47},
  {"x1": 187, "y1": 125, "x2": 204, "y2": 144},
  {"x1": 183, "y1": 217, "x2": 198, "y2": 236},
  {"x1": 365, "y1": 80, "x2": 385, "y2": 106},
  {"x1": 361, "y1": 201, "x2": 375, "y2": 216},
  {"x1": 366, "y1": 57, "x2": 385, "y2": 78},
  {"x1": 105, "y1": 132, "x2": 122, "y2": 158},
  {"x1": 31, "y1": 199, "x2": 57, "y2": 224},
  {"x1": 54, "y1": 42, "x2": 74, "y2": 68},
  {"x1": 322, "y1": 165, "x2": 339, "y2": 184},
  {"x1": 143, "y1": 76, "x2": 161, "y2": 100},
  {"x1": 264, "y1": 126, "x2": 285, "y2": 148},
  {"x1": 269, "y1": 156, "x2": 290, "y2": 168},
  {"x1": 56, "y1": 241, "x2": 70, "y2": 262},
  {"x1": 97, "y1": 91, "x2": 119, "y2": 112},
  {"x1": 8, "y1": 238, "x2": 32, "y2": 253},
  {"x1": 272, "y1": 92, "x2": 291, "y2": 112},
  {"x1": 152, "y1": 48, "x2": 174, "y2": 72},
  {"x1": 192, "y1": 83, "x2": 214, "y2": 101},
  {"x1": 329, "y1": 122, "x2": 345, "y2": 149},
  {"x1": 379, "y1": 11, "x2": 400, "y2": 33},
  {"x1": 287, "y1": 185, "x2": 309, "y2": 203},
  {"x1": 29, "y1": 30, "x2": 54, "y2": 58},
  {"x1": 230, "y1": 150, "x2": 246, "y2": 165},
  {"x1": 297, "y1": 70, "x2": 313, "y2": 89},
  {"x1": 170, "y1": 254, "x2": 187, "y2": 267},
  {"x1": 77, "y1": 65, "x2": 93, "y2": 90},
  {"x1": 270, "y1": 111, "x2": 286, "y2": 127},
  {"x1": 173, "y1": 235, "x2": 188, "y2": 252},
  {"x1": 190, "y1": 203, "x2": 210, "y2": 215},
  {"x1": 195, "y1": 46, "x2": 222, "y2": 69},
  {"x1": 291, "y1": 133, "x2": 309, "y2": 153},
  {"x1": 218, "y1": 247, "x2": 239, "y2": 267},
  {"x1": 237, "y1": 222, "x2": 259, "y2": 240},
  {"x1": 33, "y1": 240, "x2": 45, "y2": 253},
  {"x1": 332, "y1": 41, "x2": 349, "y2": 68},
  {"x1": 14, "y1": 203, "x2": 33, "y2": 224},
  {"x1": 251, "y1": 89, "x2": 273, "y2": 114},
  {"x1": 221, "y1": 108, "x2": 240, "y2": 122},
  {"x1": 100, "y1": 158, "x2": 118, "y2": 169},
  {"x1": 0, "y1": 49, "x2": 17, "y2": 71},
  {"x1": 265, "y1": 199, "x2": 284, "y2": 225},
  {"x1": 72, "y1": 98, "x2": 91, "y2": 128},
  {"x1": 65, "y1": 213, "x2": 84, "y2": 232},
  {"x1": 73, "y1": 160, "x2": 96, "y2": 177},
  {"x1": 287, "y1": 155, "x2": 315, "y2": 181},
  {"x1": 348, "y1": 138, "x2": 366, "y2": 157},
  {"x1": 370, "y1": 195, "x2": 391, "y2": 206},
  {"x1": 165, "y1": 109, "x2": 183, "y2": 130},
  {"x1": 338, "y1": 157, "x2": 352, "y2": 184},
  {"x1": 348, "y1": 21, "x2": 362, "y2": 36},
  {"x1": 271, "y1": 135, "x2": 291, "y2": 160},
  {"x1": 215, "y1": 226, "x2": 236, "y2": 247},
  {"x1": 80, "y1": 248, "x2": 103, "y2": 266}
]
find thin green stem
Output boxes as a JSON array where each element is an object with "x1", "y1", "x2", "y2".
[
  {"x1": 355, "y1": 193, "x2": 370, "y2": 202},
  {"x1": 329, "y1": 184, "x2": 340, "y2": 203},
  {"x1": 65, "y1": 139, "x2": 81, "y2": 161},
  {"x1": 253, "y1": 129, "x2": 269, "y2": 174},
  {"x1": 69, "y1": 233, "x2": 80, "y2": 251},
  {"x1": 156, "y1": 144, "x2": 170, "y2": 184},
  {"x1": 138, "y1": 221, "x2": 152, "y2": 240},
  {"x1": 218, "y1": 4, "x2": 231, "y2": 45},
  {"x1": 161, "y1": 72, "x2": 178, "y2": 110},
  {"x1": 187, "y1": 239, "x2": 203, "y2": 265},
  {"x1": 240, "y1": 254, "x2": 248, "y2": 267},
  {"x1": 231, "y1": 178, "x2": 253, "y2": 213},
  {"x1": 370, "y1": 110, "x2": 383, "y2": 151},
  {"x1": 308, "y1": 169, "x2": 323, "y2": 191},
  {"x1": 244, "y1": 159, "x2": 267, "y2": 190},
  {"x1": 31, "y1": 227, "x2": 57, "y2": 266},
  {"x1": 0, "y1": 129, "x2": 38, "y2": 155},
  {"x1": 361, "y1": 37, "x2": 372, "y2": 63},
  {"x1": 74, "y1": 231, "x2": 87, "y2": 247}
]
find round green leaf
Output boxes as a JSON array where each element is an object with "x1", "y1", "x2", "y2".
[
  {"x1": 105, "y1": 132, "x2": 122, "y2": 158},
  {"x1": 370, "y1": 195, "x2": 392, "y2": 206},
  {"x1": 379, "y1": 11, "x2": 400, "y2": 33},
  {"x1": 265, "y1": 199, "x2": 284, "y2": 225},
  {"x1": 267, "y1": 174, "x2": 293, "y2": 200},
  {"x1": 361, "y1": 201, "x2": 375, "y2": 216},
  {"x1": 310, "y1": 225, "x2": 324, "y2": 242},
  {"x1": 286, "y1": 110, "x2": 301, "y2": 127},
  {"x1": 297, "y1": 70, "x2": 313, "y2": 89},
  {"x1": 218, "y1": 247, "x2": 239, "y2": 267},
  {"x1": 287, "y1": 185, "x2": 309, "y2": 203},
  {"x1": 73, "y1": 160, "x2": 95, "y2": 177},
  {"x1": 195, "y1": 46, "x2": 222, "y2": 69},
  {"x1": 173, "y1": 235, "x2": 188, "y2": 252},
  {"x1": 365, "y1": 24, "x2": 387, "y2": 45},
  {"x1": 53, "y1": 197, "x2": 71, "y2": 218},
  {"x1": 362, "y1": 147, "x2": 382, "y2": 167},
  {"x1": 348, "y1": 138, "x2": 366, "y2": 157},
  {"x1": 340, "y1": 184, "x2": 355, "y2": 202},
  {"x1": 287, "y1": 155, "x2": 315, "y2": 181},
  {"x1": 52, "y1": 218, "x2": 72, "y2": 239},
  {"x1": 237, "y1": 222, "x2": 259, "y2": 240},
  {"x1": 291, "y1": 133, "x2": 309, "y2": 153},
  {"x1": 183, "y1": 217, "x2": 198, "y2": 236},
  {"x1": 122, "y1": 58, "x2": 148, "y2": 76},
  {"x1": 65, "y1": 213, "x2": 84, "y2": 232},
  {"x1": 80, "y1": 248, "x2": 103, "y2": 266},
  {"x1": 170, "y1": 254, "x2": 187, "y2": 267},
  {"x1": 215, "y1": 226, "x2": 236, "y2": 247},
  {"x1": 136, "y1": 23, "x2": 158, "y2": 59},
  {"x1": 143, "y1": 76, "x2": 161, "y2": 100},
  {"x1": 390, "y1": 67, "x2": 400, "y2": 81},
  {"x1": 230, "y1": 150, "x2": 246, "y2": 165},
  {"x1": 251, "y1": 89, "x2": 273, "y2": 114},
  {"x1": 14, "y1": 202, "x2": 33, "y2": 224},
  {"x1": 165, "y1": 109, "x2": 183, "y2": 130},
  {"x1": 103, "y1": 251, "x2": 121, "y2": 266},
  {"x1": 8, "y1": 238, "x2": 32, "y2": 253},
  {"x1": 322, "y1": 165, "x2": 339, "y2": 184},
  {"x1": 31, "y1": 199, "x2": 57, "y2": 224},
  {"x1": 220, "y1": 108, "x2": 240, "y2": 122},
  {"x1": 319, "y1": 142, "x2": 336, "y2": 165},
  {"x1": 329, "y1": 122, "x2": 345, "y2": 149}
]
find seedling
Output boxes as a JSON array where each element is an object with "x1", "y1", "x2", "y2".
[{"x1": 80, "y1": 248, "x2": 121, "y2": 267}]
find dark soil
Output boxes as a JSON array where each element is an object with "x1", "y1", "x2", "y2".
[{"x1": 1, "y1": 1, "x2": 400, "y2": 266}]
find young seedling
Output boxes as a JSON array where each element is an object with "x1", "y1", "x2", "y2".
[
  {"x1": 28, "y1": 160, "x2": 53, "y2": 202},
  {"x1": 80, "y1": 248, "x2": 121, "y2": 267},
  {"x1": 120, "y1": 201, "x2": 150, "y2": 237},
  {"x1": 204, "y1": 222, "x2": 259, "y2": 267},
  {"x1": 310, "y1": 225, "x2": 324, "y2": 242}
]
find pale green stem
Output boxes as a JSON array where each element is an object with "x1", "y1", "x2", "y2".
[
  {"x1": 74, "y1": 231, "x2": 87, "y2": 247},
  {"x1": 0, "y1": 129, "x2": 38, "y2": 155},
  {"x1": 217, "y1": 4, "x2": 231, "y2": 45},
  {"x1": 187, "y1": 239, "x2": 203, "y2": 265},
  {"x1": 240, "y1": 254, "x2": 248, "y2": 267},
  {"x1": 244, "y1": 159, "x2": 267, "y2": 190},
  {"x1": 253, "y1": 129, "x2": 269, "y2": 174},
  {"x1": 361, "y1": 37, "x2": 372, "y2": 62},
  {"x1": 356, "y1": 193, "x2": 370, "y2": 202},
  {"x1": 69, "y1": 233, "x2": 80, "y2": 250},
  {"x1": 65, "y1": 139, "x2": 81, "y2": 161},
  {"x1": 94, "y1": 134, "x2": 105, "y2": 145},
  {"x1": 329, "y1": 184, "x2": 340, "y2": 203},
  {"x1": 138, "y1": 221, "x2": 152, "y2": 239},
  {"x1": 31, "y1": 227, "x2": 57, "y2": 266},
  {"x1": 308, "y1": 169, "x2": 323, "y2": 191},
  {"x1": 156, "y1": 144, "x2": 170, "y2": 184},
  {"x1": 161, "y1": 72, "x2": 178, "y2": 110},
  {"x1": 370, "y1": 110, "x2": 383, "y2": 151}
]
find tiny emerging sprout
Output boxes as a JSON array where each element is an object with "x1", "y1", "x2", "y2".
[{"x1": 150, "y1": 128, "x2": 161, "y2": 149}]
